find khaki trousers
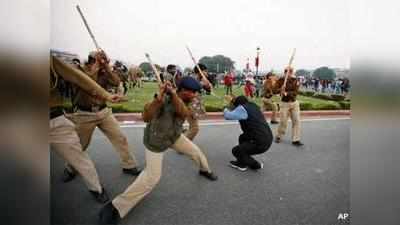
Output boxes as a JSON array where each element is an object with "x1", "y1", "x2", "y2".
[
  {"x1": 49, "y1": 115, "x2": 102, "y2": 192},
  {"x1": 112, "y1": 134, "x2": 211, "y2": 218},
  {"x1": 67, "y1": 107, "x2": 137, "y2": 170},
  {"x1": 136, "y1": 78, "x2": 142, "y2": 88},
  {"x1": 184, "y1": 115, "x2": 200, "y2": 141},
  {"x1": 276, "y1": 101, "x2": 301, "y2": 142},
  {"x1": 262, "y1": 97, "x2": 278, "y2": 121}
]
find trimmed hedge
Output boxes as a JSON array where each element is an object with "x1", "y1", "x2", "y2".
[
  {"x1": 339, "y1": 101, "x2": 351, "y2": 109},
  {"x1": 331, "y1": 94, "x2": 346, "y2": 101},
  {"x1": 300, "y1": 102, "x2": 313, "y2": 110},
  {"x1": 299, "y1": 91, "x2": 315, "y2": 97},
  {"x1": 313, "y1": 93, "x2": 334, "y2": 101},
  {"x1": 300, "y1": 91, "x2": 348, "y2": 102},
  {"x1": 314, "y1": 103, "x2": 341, "y2": 110}
]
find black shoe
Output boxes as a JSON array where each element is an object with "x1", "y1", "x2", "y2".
[
  {"x1": 229, "y1": 161, "x2": 248, "y2": 171},
  {"x1": 270, "y1": 120, "x2": 279, "y2": 124},
  {"x1": 122, "y1": 167, "x2": 142, "y2": 176},
  {"x1": 199, "y1": 170, "x2": 218, "y2": 181},
  {"x1": 275, "y1": 137, "x2": 281, "y2": 143},
  {"x1": 249, "y1": 162, "x2": 264, "y2": 170},
  {"x1": 61, "y1": 168, "x2": 76, "y2": 183},
  {"x1": 90, "y1": 188, "x2": 110, "y2": 203},
  {"x1": 99, "y1": 201, "x2": 120, "y2": 225},
  {"x1": 292, "y1": 141, "x2": 304, "y2": 146}
]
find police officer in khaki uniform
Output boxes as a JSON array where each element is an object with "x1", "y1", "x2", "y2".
[
  {"x1": 275, "y1": 66, "x2": 304, "y2": 146},
  {"x1": 261, "y1": 72, "x2": 279, "y2": 124},
  {"x1": 128, "y1": 65, "x2": 144, "y2": 89},
  {"x1": 62, "y1": 50, "x2": 141, "y2": 182},
  {"x1": 183, "y1": 64, "x2": 210, "y2": 141},
  {"x1": 113, "y1": 61, "x2": 129, "y2": 95},
  {"x1": 50, "y1": 55, "x2": 121, "y2": 203},
  {"x1": 128, "y1": 65, "x2": 141, "y2": 89},
  {"x1": 98, "y1": 77, "x2": 217, "y2": 225}
]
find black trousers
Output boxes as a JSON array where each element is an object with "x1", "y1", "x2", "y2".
[{"x1": 232, "y1": 134, "x2": 271, "y2": 169}]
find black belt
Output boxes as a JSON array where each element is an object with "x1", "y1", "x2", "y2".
[
  {"x1": 76, "y1": 104, "x2": 107, "y2": 112},
  {"x1": 50, "y1": 107, "x2": 64, "y2": 119}
]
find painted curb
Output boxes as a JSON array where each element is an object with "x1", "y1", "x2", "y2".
[{"x1": 114, "y1": 110, "x2": 351, "y2": 122}]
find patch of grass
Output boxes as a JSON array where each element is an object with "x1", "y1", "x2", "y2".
[{"x1": 64, "y1": 82, "x2": 350, "y2": 112}]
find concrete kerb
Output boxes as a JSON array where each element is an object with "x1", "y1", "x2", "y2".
[{"x1": 114, "y1": 110, "x2": 351, "y2": 122}]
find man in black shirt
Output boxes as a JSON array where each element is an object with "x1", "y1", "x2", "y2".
[{"x1": 224, "y1": 95, "x2": 273, "y2": 171}]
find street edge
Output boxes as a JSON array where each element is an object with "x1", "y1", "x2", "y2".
[{"x1": 114, "y1": 110, "x2": 351, "y2": 122}]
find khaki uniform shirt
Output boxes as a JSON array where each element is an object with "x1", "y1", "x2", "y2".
[
  {"x1": 73, "y1": 64, "x2": 120, "y2": 108},
  {"x1": 142, "y1": 93, "x2": 190, "y2": 152},
  {"x1": 49, "y1": 56, "x2": 112, "y2": 109},
  {"x1": 276, "y1": 76, "x2": 300, "y2": 102}
]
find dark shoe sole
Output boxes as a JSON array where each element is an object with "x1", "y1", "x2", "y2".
[
  {"x1": 249, "y1": 162, "x2": 264, "y2": 170},
  {"x1": 229, "y1": 163, "x2": 248, "y2": 171},
  {"x1": 90, "y1": 188, "x2": 110, "y2": 204},
  {"x1": 122, "y1": 168, "x2": 142, "y2": 176},
  {"x1": 292, "y1": 142, "x2": 304, "y2": 147},
  {"x1": 199, "y1": 171, "x2": 218, "y2": 181},
  {"x1": 62, "y1": 169, "x2": 77, "y2": 183}
]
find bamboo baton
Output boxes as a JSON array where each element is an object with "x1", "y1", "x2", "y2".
[
  {"x1": 281, "y1": 48, "x2": 296, "y2": 95},
  {"x1": 185, "y1": 45, "x2": 222, "y2": 99},
  {"x1": 76, "y1": 5, "x2": 101, "y2": 50},
  {"x1": 145, "y1": 53, "x2": 163, "y2": 85}
]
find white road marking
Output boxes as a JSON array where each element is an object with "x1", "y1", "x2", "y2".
[{"x1": 119, "y1": 117, "x2": 350, "y2": 128}]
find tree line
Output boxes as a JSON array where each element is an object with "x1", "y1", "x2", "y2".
[{"x1": 137, "y1": 54, "x2": 344, "y2": 80}]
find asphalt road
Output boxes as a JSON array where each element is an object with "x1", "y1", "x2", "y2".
[{"x1": 51, "y1": 118, "x2": 350, "y2": 225}]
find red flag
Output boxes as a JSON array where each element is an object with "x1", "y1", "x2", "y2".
[{"x1": 255, "y1": 56, "x2": 259, "y2": 67}]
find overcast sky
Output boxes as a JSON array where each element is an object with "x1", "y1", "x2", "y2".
[{"x1": 51, "y1": 0, "x2": 349, "y2": 71}]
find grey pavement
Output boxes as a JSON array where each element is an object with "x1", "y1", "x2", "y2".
[{"x1": 51, "y1": 119, "x2": 350, "y2": 225}]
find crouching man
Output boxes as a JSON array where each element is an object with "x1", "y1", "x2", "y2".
[{"x1": 224, "y1": 95, "x2": 273, "y2": 171}]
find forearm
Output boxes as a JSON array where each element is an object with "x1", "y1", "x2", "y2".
[
  {"x1": 52, "y1": 56, "x2": 112, "y2": 101},
  {"x1": 201, "y1": 78, "x2": 211, "y2": 90},
  {"x1": 142, "y1": 98, "x2": 163, "y2": 122},
  {"x1": 223, "y1": 106, "x2": 248, "y2": 120},
  {"x1": 171, "y1": 92, "x2": 190, "y2": 119}
]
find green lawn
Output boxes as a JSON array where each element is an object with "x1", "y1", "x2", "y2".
[{"x1": 107, "y1": 82, "x2": 349, "y2": 113}]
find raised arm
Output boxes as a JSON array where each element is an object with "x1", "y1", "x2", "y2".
[{"x1": 51, "y1": 55, "x2": 116, "y2": 102}]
